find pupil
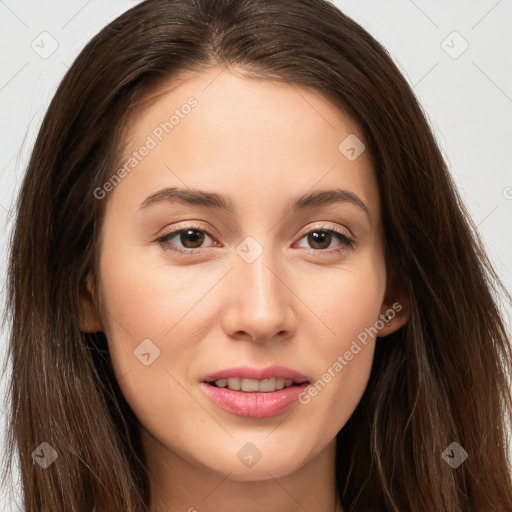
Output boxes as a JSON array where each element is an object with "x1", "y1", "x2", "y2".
[
  {"x1": 181, "y1": 229, "x2": 205, "y2": 248},
  {"x1": 309, "y1": 231, "x2": 331, "y2": 249}
]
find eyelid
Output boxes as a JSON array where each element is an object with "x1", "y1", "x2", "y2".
[
  {"x1": 296, "y1": 221, "x2": 353, "y2": 240},
  {"x1": 158, "y1": 221, "x2": 219, "y2": 242}
]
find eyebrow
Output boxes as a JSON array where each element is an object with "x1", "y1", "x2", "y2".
[{"x1": 138, "y1": 186, "x2": 370, "y2": 219}]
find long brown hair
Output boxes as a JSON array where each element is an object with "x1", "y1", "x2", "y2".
[{"x1": 3, "y1": 0, "x2": 512, "y2": 510}]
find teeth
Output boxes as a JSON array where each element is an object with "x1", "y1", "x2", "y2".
[
  {"x1": 258, "y1": 378, "x2": 276, "y2": 392},
  {"x1": 213, "y1": 377, "x2": 300, "y2": 392},
  {"x1": 227, "y1": 378, "x2": 241, "y2": 390},
  {"x1": 241, "y1": 379, "x2": 260, "y2": 392}
]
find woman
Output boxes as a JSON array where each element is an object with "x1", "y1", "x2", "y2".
[{"x1": 3, "y1": 0, "x2": 512, "y2": 510}]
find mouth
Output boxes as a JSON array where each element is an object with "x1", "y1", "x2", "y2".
[
  {"x1": 206, "y1": 377, "x2": 308, "y2": 393},
  {"x1": 200, "y1": 365, "x2": 311, "y2": 418}
]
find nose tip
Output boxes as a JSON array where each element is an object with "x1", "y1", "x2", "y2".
[
  {"x1": 221, "y1": 251, "x2": 295, "y2": 343},
  {"x1": 243, "y1": 328, "x2": 287, "y2": 344}
]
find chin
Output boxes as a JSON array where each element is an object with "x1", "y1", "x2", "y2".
[
  {"x1": 217, "y1": 456, "x2": 303, "y2": 482},
  {"x1": 184, "y1": 438, "x2": 306, "y2": 482}
]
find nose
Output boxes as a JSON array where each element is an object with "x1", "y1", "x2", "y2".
[{"x1": 220, "y1": 245, "x2": 295, "y2": 343}]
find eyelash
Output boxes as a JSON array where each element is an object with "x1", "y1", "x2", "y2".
[{"x1": 156, "y1": 223, "x2": 356, "y2": 256}]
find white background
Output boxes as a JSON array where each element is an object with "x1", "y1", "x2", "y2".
[{"x1": 1, "y1": 1, "x2": 511, "y2": 510}]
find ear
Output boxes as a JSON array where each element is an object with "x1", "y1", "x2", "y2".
[
  {"x1": 375, "y1": 287, "x2": 410, "y2": 338},
  {"x1": 79, "y1": 272, "x2": 104, "y2": 333}
]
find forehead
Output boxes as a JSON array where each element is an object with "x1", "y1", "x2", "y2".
[{"x1": 108, "y1": 67, "x2": 379, "y2": 222}]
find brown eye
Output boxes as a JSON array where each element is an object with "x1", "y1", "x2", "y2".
[
  {"x1": 307, "y1": 231, "x2": 333, "y2": 250},
  {"x1": 157, "y1": 226, "x2": 216, "y2": 253},
  {"x1": 179, "y1": 229, "x2": 206, "y2": 248},
  {"x1": 296, "y1": 228, "x2": 355, "y2": 252}
]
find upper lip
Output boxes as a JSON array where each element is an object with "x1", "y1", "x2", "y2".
[{"x1": 202, "y1": 365, "x2": 309, "y2": 384}]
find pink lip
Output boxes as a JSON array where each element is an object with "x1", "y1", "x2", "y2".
[
  {"x1": 200, "y1": 382, "x2": 309, "y2": 418},
  {"x1": 200, "y1": 365, "x2": 310, "y2": 419},
  {"x1": 201, "y1": 365, "x2": 309, "y2": 383}
]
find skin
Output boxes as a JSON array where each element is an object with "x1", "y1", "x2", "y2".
[{"x1": 80, "y1": 67, "x2": 409, "y2": 512}]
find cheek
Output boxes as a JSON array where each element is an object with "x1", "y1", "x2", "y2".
[
  {"x1": 98, "y1": 238, "x2": 208, "y2": 342},
  {"x1": 293, "y1": 252, "x2": 385, "y2": 430},
  {"x1": 295, "y1": 246, "x2": 386, "y2": 347},
  {"x1": 96, "y1": 244, "x2": 220, "y2": 409},
  {"x1": 96, "y1": 255, "x2": 204, "y2": 437}
]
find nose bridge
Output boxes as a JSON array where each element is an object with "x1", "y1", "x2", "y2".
[{"x1": 223, "y1": 237, "x2": 292, "y2": 341}]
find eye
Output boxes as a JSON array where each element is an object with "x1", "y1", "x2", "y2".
[
  {"x1": 156, "y1": 225, "x2": 218, "y2": 254},
  {"x1": 156, "y1": 223, "x2": 355, "y2": 255},
  {"x1": 295, "y1": 226, "x2": 355, "y2": 253}
]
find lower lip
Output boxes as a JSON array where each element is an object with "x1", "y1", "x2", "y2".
[{"x1": 200, "y1": 382, "x2": 309, "y2": 418}]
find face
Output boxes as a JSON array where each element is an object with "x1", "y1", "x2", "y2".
[{"x1": 82, "y1": 67, "x2": 407, "y2": 481}]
